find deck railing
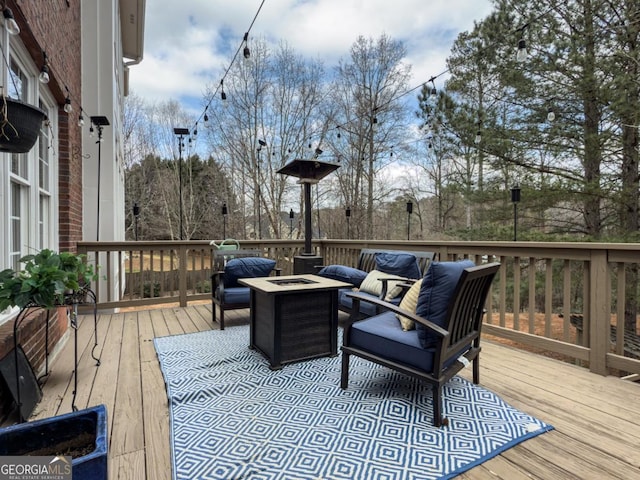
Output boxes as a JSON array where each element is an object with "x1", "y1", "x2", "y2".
[{"x1": 78, "y1": 239, "x2": 640, "y2": 378}]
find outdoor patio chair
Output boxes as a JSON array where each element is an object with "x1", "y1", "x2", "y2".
[
  {"x1": 340, "y1": 261, "x2": 500, "y2": 427},
  {"x1": 211, "y1": 249, "x2": 280, "y2": 330}
]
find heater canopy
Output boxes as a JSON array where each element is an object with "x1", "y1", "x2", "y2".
[{"x1": 277, "y1": 159, "x2": 340, "y2": 183}]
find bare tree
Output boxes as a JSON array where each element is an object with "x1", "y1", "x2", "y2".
[{"x1": 329, "y1": 34, "x2": 412, "y2": 239}]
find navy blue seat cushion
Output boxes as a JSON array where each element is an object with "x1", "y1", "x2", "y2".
[
  {"x1": 415, "y1": 260, "x2": 475, "y2": 348},
  {"x1": 216, "y1": 286, "x2": 250, "y2": 304},
  {"x1": 350, "y1": 312, "x2": 436, "y2": 371},
  {"x1": 375, "y1": 252, "x2": 421, "y2": 279},
  {"x1": 223, "y1": 257, "x2": 276, "y2": 288},
  {"x1": 349, "y1": 312, "x2": 471, "y2": 372},
  {"x1": 317, "y1": 265, "x2": 368, "y2": 287}
]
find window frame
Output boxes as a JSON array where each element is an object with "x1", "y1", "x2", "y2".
[{"x1": 0, "y1": 30, "x2": 59, "y2": 323}]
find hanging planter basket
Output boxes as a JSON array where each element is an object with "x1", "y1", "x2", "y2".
[{"x1": 0, "y1": 96, "x2": 46, "y2": 154}]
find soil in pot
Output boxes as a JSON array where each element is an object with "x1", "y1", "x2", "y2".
[{"x1": 16, "y1": 432, "x2": 96, "y2": 458}]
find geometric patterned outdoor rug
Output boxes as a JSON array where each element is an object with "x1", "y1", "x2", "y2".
[{"x1": 154, "y1": 326, "x2": 553, "y2": 480}]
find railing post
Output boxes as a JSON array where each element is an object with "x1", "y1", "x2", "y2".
[
  {"x1": 588, "y1": 250, "x2": 609, "y2": 375},
  {"x1": 178, "y1": 244, "x2": 188, "y2": 307}
]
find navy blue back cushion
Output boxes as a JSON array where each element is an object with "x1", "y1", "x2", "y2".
[
  {"x1": 317, "y1": 265, "x2": 368, "y2": 287},
  {"x1": 223, "y1": 257, "x2": 276, "y2": 288},
  {"x1": 375, "y1": 252, "x2": 421, "y2": 279},
  {"x1": 415, "y1": 260, "x2": 475, "y2": 348}
]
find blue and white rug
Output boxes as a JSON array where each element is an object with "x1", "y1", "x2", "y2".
[{"x1": 154, "y1": 326, "x2": 553, "y2": 480}]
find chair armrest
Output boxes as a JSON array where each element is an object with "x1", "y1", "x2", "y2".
[
  {"x1": 377, "y1": 276, "x2": 407, "y2": 300},
  {"x1": 211, "y1": 270, "x2": 225, "y2": 293},
  {"x1": 345, "y1": 291, "x2": 449, "y2": 339}
]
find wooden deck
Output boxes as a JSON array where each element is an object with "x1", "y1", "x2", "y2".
[{"x1": 26, "y1": 304, "x2": 640, "y2": 479}]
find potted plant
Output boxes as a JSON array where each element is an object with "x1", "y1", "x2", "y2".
[
  {"x1": 0, "y1": 249, "x2": 98, "y2": 311},
  {"x1": 0, "y1": 94, "x2": 46, "y2": 154}
]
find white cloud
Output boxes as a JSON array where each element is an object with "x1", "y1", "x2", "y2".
[{"x1": 130, "y1": 0, "x2": 494, "y2": 109}]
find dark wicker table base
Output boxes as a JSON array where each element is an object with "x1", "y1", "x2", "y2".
[{"x1": 248, "y1": 285, "x2": 340, "y2": 370}]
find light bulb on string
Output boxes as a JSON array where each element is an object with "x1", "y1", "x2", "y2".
[
  {"x1": 63, "y1": 96, "x2": 73, "y2": 113},
  {"x1": 38, "y1": 51, "x2": 50, "y2": 84},
  {"x1": 89, "y1": 125, "x2": 95, "y2": 137},
  {"x1": 516, "y1": 39, "x2": 528, "y2": 62},
  {"x1": 243, "y1": 32, "x2": 250, "y2": 58},
  {"x1": 38, "y1": 67, "x2": 49, "y2": 84},
  {"x1": 475, "y1": 131, "x2": 482, "y2": 144},
  {"x1": 547, "y1": 108, "x2": 555, "y2": 122},
  {"x1": 78, "y1": 114, "x2": 84, "y2": 127},
  {"x1": 220, "y1": 79, "x2": 227, "y2": 100},
  {"x1": 3, "y1": 7, "x2": 20, "y2": 35},
  {"x1": 39, "y1": 66, "x2": 49, "y2": 84}
]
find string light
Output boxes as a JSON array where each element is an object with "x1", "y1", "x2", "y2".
[
  {"x1": 429, "y1": 77, "x2": 437, "y2": 100},
  {"x1": 39, "y1": 52, "x2": 50, "y2": 84},
  {"x1": 516, "y1": 38, "x2": 528, "y2": 62},
  {"x1": 63, "y1": 95, "x2": 72, "y2": 113},
  {"x1": 189, "y1": 1, "x2": 548, "y2": 156},
  {"x1": 243, "y1": 32, "x2": 250, "y2": 59},
  {"x1": 546, "y1": 107, "x2": 555, "y2": 122},
  {"x1": 3, "y1": 6, "x2": 20, "y2": 35},
  {"x1": 220, "y1": 79, "x2": 226, "y2": 100},
  {"x1": 189, "y1": 0, "x2": 265, "y2": 134},
  {"x1": 78, "y1": 114, "x2": 85, "y2": 127}
]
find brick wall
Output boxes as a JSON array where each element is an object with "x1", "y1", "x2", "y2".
[{"x1": 0, "y1": 1, "x2": 83, "y2": 420}]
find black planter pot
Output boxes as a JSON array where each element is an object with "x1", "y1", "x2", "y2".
[{"x1": 0, "y1": 97, "x2": 46, "y2": 154}]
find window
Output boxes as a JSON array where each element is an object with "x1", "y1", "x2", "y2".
[
  {"x1": 8, "y1": 57, "x2": 27, "y2": 101},
  {"x1": 0, "y1": 36, "x2": 58, "y2": 323}
]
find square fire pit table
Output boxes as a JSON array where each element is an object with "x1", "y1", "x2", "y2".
[{"x1": 239, "y1": 274, "x2": 351, "y2": 369}]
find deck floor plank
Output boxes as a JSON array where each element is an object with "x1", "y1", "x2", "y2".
[
  {"x1": 24, "y1": 304, "x2": 640, "y2": 480},
  {"x1": 149, "y1": 308, "x2": 171, "y2": 338},
  {"x1": 138, "y1": 308, "x2": 171, "y2": 480},
  {"x1": 161, "y1": 307, "x2": 188, "y2": 336},
  {"x1": 110, "y1": 312, "x2": 145, "y2": 460}
]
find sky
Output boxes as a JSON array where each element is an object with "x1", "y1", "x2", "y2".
[{"x1": 129, "y1": 0, "x2": 496, "y2": 115}]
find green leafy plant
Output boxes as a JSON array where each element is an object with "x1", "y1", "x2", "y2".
[{"x1": 0, "y1": 249, "x2": 98, "y2": 311}]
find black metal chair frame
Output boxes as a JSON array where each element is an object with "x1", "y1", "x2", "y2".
[
  {"x1": 210, "y1": 249, "x2": 280, "y2": 330},
  {"x1": 340, "y1": 262, "x2": 501, "y2": 427}
]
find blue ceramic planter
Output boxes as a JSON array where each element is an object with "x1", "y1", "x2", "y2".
[{"x1": 0, "y1": 404, "x2": 108, "y2": 480}]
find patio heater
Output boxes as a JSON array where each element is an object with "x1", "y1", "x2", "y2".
[
  {"x1": 174, "y1": 127, "x2": 190, "y2": 240},
  {"x1": 222, "y1": 203, "x2": 228, "y2": 239},
  {"x1": 277, "y1": 159, "x2": 340, "y2": 274},
  {"x1": 90, "y1": 116, "x2": 109, "y2": 242},
  {"x1": 511, "y1": 184, "x2": 521, "y2": 241},
  {"x1": 406, "y1": 201, "x2": 413, "y2": 240}
]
